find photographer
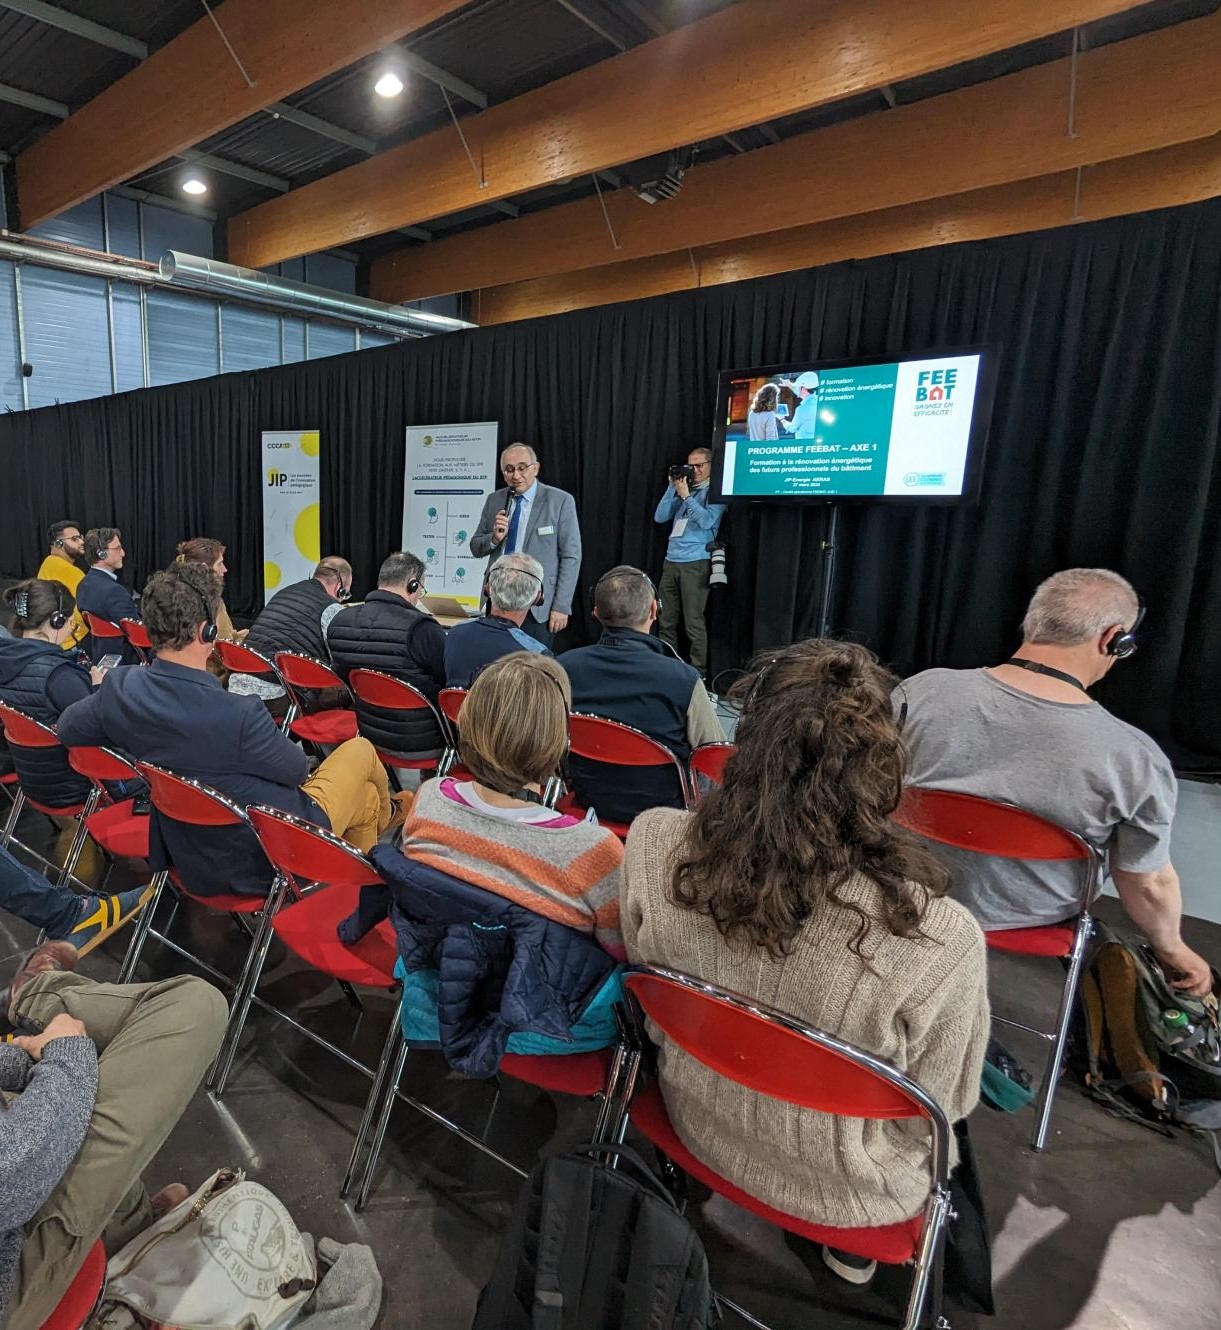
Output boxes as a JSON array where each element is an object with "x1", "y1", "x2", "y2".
[{"x1": 653, "y1": 448, "x2": 726, "y2": 678}]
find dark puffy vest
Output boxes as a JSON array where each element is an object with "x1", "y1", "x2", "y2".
[
  {"x1": 327, "y1": 592, "x2": 444, "y2": 758},
  {"x1": 0, "y1": 640, "x2": 92, "y2": 809},
  {"x1": 560, "y1": 627, "x2": 698, "y2": 824},
  {"x1": 244, "y1": 578, "x2": 335, "y2": 663}
]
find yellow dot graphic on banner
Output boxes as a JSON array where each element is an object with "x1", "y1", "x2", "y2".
[
  {"x1": 294, "y1": 503, "x2": 321, "y2": 562},
  {"x1": 264, "y1": 560, "x2": 282, "y2": 590},
  {"x1": 300, "y1": 431, "x2": 320, "y2": 458}
]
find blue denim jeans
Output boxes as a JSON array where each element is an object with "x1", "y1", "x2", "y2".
[{"x1": 0, "y1": 843, "x2": 81, "y2": 937}]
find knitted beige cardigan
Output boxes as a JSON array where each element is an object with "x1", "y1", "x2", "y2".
[{"x1": 621, "y1": 808, "x2": 990, "y2": 1229}]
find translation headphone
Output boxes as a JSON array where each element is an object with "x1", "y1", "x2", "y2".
[
  {"x1": 95, "y1": 545, "x2": 109, "y2": 561},
  {"x1": 178, "y1": 575, "x2": 218, "y2": 644},
  {"x1": 13, "y1": 584, "x2": 68, "y2": 632},
  {"x1": 336, "y1": 583, "x2": 352, "y2": 602},
  {"x1": 484, "y1": 564, "x2": 545, "y2": 609},
  {"x1": 591, "y1": 568, "x2": 661, "y2": 616},
  {"x1": 1106, "y1": 599, "x2": 1146, "y2": 659},
  {"x1": 405, "y1": 577, "x2": 422, "y2": 596}
]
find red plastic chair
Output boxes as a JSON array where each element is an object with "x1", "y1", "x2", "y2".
[
  {"x1": 560, "y1": 713, "x2": 692, "y2": 839},
  {"x1": 119, "y1": 618, "x2": 152, "y2": 664},
  {"x1": 214, "y1": 639, "x2": 290, "y2": 722},
  {"x1": 62, "y1": 746, "x2": 151, "y2": 882},
  {"x1": 436, "y1": 686, "x2": 473, "y2": 779},
  {"x1": 613, "y1": 967, "x2": 953, "y2": 1330},
  {"x1": 893, "y1": 786, "x2": 1100, "y2": 1151},
  {"x1": 37, "y1": 1238, "x2": 106, "y2": 1330},
  {"x1": 117, "y1": 762, "x2": 266, "y2": 987},
  {"x1": 347, "y1": 668, "x2": 445, "y2": 773},
  {"x1": 83, "y1": 612, "x2": 124, "y2": 646},
  {"x1": 688, "y1": 741, "x2": 736, "y2": 800},
  {"x1": 274, "y1": 651, "x2": 359, "y2": 748},
  {"x1": 0, "y1": 703, "x2": 91, "y2": 883}
]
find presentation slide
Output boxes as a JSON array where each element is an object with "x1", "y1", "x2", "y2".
[{"x1": 715, "y1": 352, "x2": 988, "y2": 500}]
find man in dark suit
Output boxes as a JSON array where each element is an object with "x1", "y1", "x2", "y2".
[
  {"x1": 58, "y1": 562, "x2": 397, "y2": 898},
  {"x1": 74, "y1": 527, "x2": 141, "y2": 665},
  {"x1": 470, "y1": 443, "x2": 581, "y2": 648}
]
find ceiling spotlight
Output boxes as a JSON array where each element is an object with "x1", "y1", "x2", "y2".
[
  {"x1": 181, "y1": 176, "x2": 208, "y2": 196},
  {"x1": 374, "y1": 70, "x2": 404, "y2": 98}
]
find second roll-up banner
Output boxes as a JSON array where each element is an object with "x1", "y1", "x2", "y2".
[
  {"x1": 261, "y1": 429, "x2": 321, "y2": 604},
  {"x1": 402, "y1": 422, "x2": 499, "y2": 607}
]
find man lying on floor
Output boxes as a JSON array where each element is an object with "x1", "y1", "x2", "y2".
[{"x1": 0, "y1": 943, "x2": 226, "y2": 1330}]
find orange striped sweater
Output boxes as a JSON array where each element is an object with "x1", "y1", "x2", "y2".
[{"x1": 401, "y1": 778, "x2": 626, "y2": 956}]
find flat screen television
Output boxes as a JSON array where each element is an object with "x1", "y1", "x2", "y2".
[{"x1": 710, "y1": 347, "x2": 997, "y2": 504}]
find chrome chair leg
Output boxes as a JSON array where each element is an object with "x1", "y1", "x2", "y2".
[
  {"x1": 2, "y1": 789, "x2": 25, "y2": 846},
  {"x1": 355, "y1": 1024, "x2": 412, "y2": 1211},
  {"x1": 55, "y1": 790, "x2": 100, "y2": 888},
  {"x1": 1032, "y1": 912, "x2": 1094, "y2": 1151},
  {"x1": 117, "y1": 871, "x2": 168, "y2": 983},
  {"x1": 901, "y1": 1185, "x2": 953, "y2": 1330},
  {"x1": 342, "y1": 1009, "x2": 404, "y2": 1198}
]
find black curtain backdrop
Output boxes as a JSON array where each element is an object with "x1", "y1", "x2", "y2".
[{"x1": 2, "y1": 199, "x2": 1219, "y2": 764}]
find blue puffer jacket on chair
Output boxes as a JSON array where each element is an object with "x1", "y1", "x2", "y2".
[{"x1": 370, "y1": 846, "x2": 619, "y2": 1079}]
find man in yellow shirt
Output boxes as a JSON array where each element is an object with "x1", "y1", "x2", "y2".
[{"x1": 35, "y1": 520, "x2": 89, "y2": 650}]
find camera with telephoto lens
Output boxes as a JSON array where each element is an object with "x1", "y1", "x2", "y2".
[{"x1": 668, "y1": 463, "x2": 696, "y2": 483}]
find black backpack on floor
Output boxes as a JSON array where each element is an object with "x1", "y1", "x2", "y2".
[{"x1": 472, "y1": 1142, "x2": 715, "y2": 1330}]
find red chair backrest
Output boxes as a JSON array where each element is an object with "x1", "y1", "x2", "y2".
[
  {"x1": 625, "y1": 969, "x2": 930, "y2": 1121},
  {"x1": 68, "y1": 745, "x2": 141, "y2": 785},
  {"x1": 121, "y1": 618, "x2": 152, "y2": 650},
  {"x1": 0, "y1": 702, "x2": 59, "y2": 748},
  {"x1": 690, "y1": 742, "x2": 736, "y2": 785},
  {"x1": 568, "y1": 713, "x2": 679, "y2": 768},
  {"x1": 84, "y1": 612, "x2": 124, "y2": 640},
  {"x1": 274, "y1": 651, "x2": 345, "y2": 691},
  {"x1": 894, "y1": 788, "x2": 1089, "y2": 862},
  {"x1": 135, "y1": 761, "x2": 246, "y2": 827},
  {"x1": 438, "y1": 687, "x2": 466, "y2": 726},
  {"x1": 349, "y1": 668, "x2": 432, "y2": 712},
  {"x1": 248, "y1": 805, "x2": 384, "y2": 888},
  {"x1": 214, "y1": 639, "x2": 278, "y2": 677}
]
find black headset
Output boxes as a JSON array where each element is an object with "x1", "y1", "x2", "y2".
[
  {"x1": 178, "y1": 574, "x2": 218, "y2": 644},
  {"x1": 1106, "y1": 600, "x2": 1146, "y2": 659},
  {"x1": 405, "y1": 576, "x2": 423, "y2": 595},
  {"x1": 95, "y1": 544, "x2": 109, "y2": 561},
  {"x1": 49, "y1": 584, "x2": 68, "y2": 632},
  {"x1": 591, "y1": 568, "x2": 660, "y2": 616},
  {"x1": 485, "y1": 563, "x2": 545, "y2": 608}
]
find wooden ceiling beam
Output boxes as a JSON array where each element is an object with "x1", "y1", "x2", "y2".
[
  {"x1": 372, "y1": 9, "x2": 1221, "y2": 303},
  {"x1": 14, "y1": 0, "x2": 471, "y2": 228},
  {"x1": 227, "y1": 0, "x2": 1143, "y2": 268},
  {"x1": 473, "y1": 134, "x2": 1221, "y2": 324}
]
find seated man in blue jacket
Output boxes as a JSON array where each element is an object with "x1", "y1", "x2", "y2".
[
  {"x1": 560, "y1": 566, "x2": 724, "y2": 825},
  {"x1": 58, "y1": 562, "x2": 396, "y2": 898},
  {"x1": 444, "y1": 553, "x2": 550, "y2": 688},
  {"x1": 73, "y1": 527, "x2": 142, "y2": 666}
]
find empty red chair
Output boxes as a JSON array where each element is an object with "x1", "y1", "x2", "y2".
[
  {"x1": 347, "y1": 668, "x2": 445, "y2": 776},
  {"x1": 613, "y1": 966, "x2": 953, "y2": 1330},
  {"x1": 892, "y1": 786, "x2": 1100, "y2": 1151},
  {"x1": 119, "y1": 618, "x2": 152, "y2": 664},
  {"x1": 36, "y1": 1239, "x2": 106, "y2": 1330},
  {"x1": 688, "y1": 741, "x2": 736, "y2": 800},
  {"x1": 66, "y1": 746, "x2": 152, "y2": 868},
  {"x1": 436, "y1": 686, "x2": 473, "y2": 779},
  {"x1": 118, "y1": 763, "x2": 266, "y2": 988},
  {"x1": 274, "y1": 651, "x2": 359, "y2": 748},
  {"x1": 559, "y1": 713, "x2": 692, "y2": 839}
]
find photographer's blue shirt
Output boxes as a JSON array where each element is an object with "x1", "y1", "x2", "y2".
[{"x1": 653, "y1": 482, "x2": 726, "y2": 563}]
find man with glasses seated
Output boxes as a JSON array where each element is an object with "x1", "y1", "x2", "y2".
[
  {"x1": 470, "y1": 443, "x2": 581, "y2": 649},
  {"x1": 74, "y1": 527, "x2": 141, "y2": 666}
]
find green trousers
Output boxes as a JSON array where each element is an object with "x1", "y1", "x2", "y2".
[{"x1": 659, "y1": 559, "x2": 711, "y2": 674}]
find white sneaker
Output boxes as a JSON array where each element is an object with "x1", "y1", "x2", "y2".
[{"x1": 821, "y1": 1246, "x2": 878, "y2": 1285}]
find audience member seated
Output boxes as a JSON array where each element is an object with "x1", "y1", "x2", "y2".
[
  {"x1": 57, "y1": 562, "x2": 398, "y2": 898},
  {"x1": 0, "y1": 842, "x2": 150, "y2": 957},
  {"x1": 35, "y1": 519, "x2": 89, "y2": 651},
  {"x1": 0, "y1": 942, "x2": 225, "y2": 1330},
  {"x1": 560, "y1": 565, "x2": 724, "y2": 824},
  {"x1": 622, "y1": 641, "x2": 989, "y2": 1281},
  {"x1": 327, "y1": 551, "x2": 447, "y2": 757},
  {"x1": 0, "y1": 579, "x2": 102, "y2": 813},
  {"x1": 229, "y1": 555, "x2": 352, "y2": 715},
  {"x1": 340, "y1": 652, "x2": 624, "y2": 956},
  {"x1": 900, "y1": 567, "x2": 1212, "y2": 997},
  {"x1": 174, "y1": 537, "x2": 242, "y2": 643},
  {"x1": 444, "y1": 553, "x2": 550, "y2": 687},
  {"x1": 74, "y1": 527, "x2": 141, "y2": 666}
]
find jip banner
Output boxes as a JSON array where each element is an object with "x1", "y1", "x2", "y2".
[
  {"x1": 402, "y1": 422, "x2": 498, "y2": 604},
  {"x1": 261, "y1": 429, "x2": 321, "y2": 604}
]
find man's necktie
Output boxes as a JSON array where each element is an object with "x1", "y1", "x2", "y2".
[{"x1": 506, "y1": 493, "x2": 522, "y2": 553}]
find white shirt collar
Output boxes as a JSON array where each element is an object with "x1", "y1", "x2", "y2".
[{"x1": 94, "y1": 565, "x2": 118, "y2": 580}]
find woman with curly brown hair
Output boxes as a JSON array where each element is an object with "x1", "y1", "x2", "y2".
[{"x1": 622, "y1": 639, "x2": 989, "y2": 1276}]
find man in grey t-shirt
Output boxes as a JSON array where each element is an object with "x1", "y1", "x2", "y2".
[{"x1": 899, "y1": 567, "x2": 1212, "y2": 998}]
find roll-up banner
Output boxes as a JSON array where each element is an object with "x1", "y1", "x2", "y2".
[
  {"x1": 402, "y1": 422, "x2": 499, "y2": 605},
  {"x1": 261, "y1": 429, "x2": 321, "y2": 604}
]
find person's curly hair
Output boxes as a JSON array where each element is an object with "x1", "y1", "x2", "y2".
[{"x1": 671, "y1": 639, "x2": 948, "y2": 959}]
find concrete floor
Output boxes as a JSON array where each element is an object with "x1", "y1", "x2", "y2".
[{"x1": 3, "y1": 822, "x2": 1220, "y2": 1330}]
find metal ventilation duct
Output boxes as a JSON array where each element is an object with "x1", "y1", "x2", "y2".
[{"x1": 159, "y1": 251, "x2": 474, "y2": 338}]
